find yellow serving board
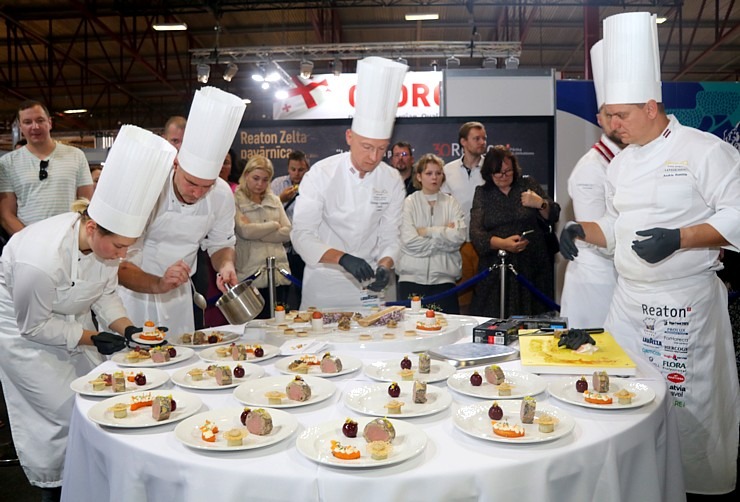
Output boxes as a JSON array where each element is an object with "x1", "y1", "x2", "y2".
[{"x1": 519, "y1": 333, "x2": 636, "y2": 375}]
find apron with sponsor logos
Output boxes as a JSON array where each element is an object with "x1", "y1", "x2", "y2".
[{"x1": 605, "y1": 273, "x2": 739, "y2": 494}]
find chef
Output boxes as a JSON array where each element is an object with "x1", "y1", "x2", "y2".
[
  {"x1": 559, "y1": 40, "x2": 622, "y2": 328},
  {"x1": 560, "y1": 12, "x2": 740, "y2": 495},
  {"x1": 118, "y1": 87, "x2": 245, "y2": 334},
  {"x1": 291, "y1": 57, "x2": 407, "y2": 309},
  {"x1": 0, "y1": 125, "x2": 175, "y2": 501}
]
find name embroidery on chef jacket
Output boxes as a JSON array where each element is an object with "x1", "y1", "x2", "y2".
[
  {"x1": 370, "y1": 188, "x2": 390, "y2": 211},
  {"x1": 662, "y1": 161, "x2": 689, "y2": 178}
]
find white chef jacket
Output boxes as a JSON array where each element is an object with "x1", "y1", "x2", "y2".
[
  {"x1": 291, "y1": 152, "x2": 405, "y2": 309},
  {"x1": 598, "y1": 116, "x2": 740, "y2": 494},
  {"x1": 0, "y1": 212, "x2": 127, "y2": 487},
  {"x1": 560, "y1": 135, "x2": 620, "y2": 328},
  {"x1": 441, "y1": 156, "x2": 484, "y2": 240},
  {"x1": 118, "y1": 173, "x2": 236, "y2": 335}
]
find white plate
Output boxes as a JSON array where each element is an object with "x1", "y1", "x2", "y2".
[
  {"x1": 233, "y1": 375, "x2": 336, "y2": 409},
  {"x1": 174, "y1": 407, "x2": 298, "y2": 451},
  {"x1": 447, "y1": 368, "x2": 547, "y2": 400},
  {"x1": 453, "y1": 401, "x2": 575, "y2": 444},
  {"x1": 172, "y1": 329, "x2": 241, "y2": 348},
  {"x1": 274, "y1": 354, "x2": 362, "y2": 378},
  {"x1": 87, "y1": 390, "x2": 202, "y2": 428},
  {"x1": 364, "y1": 358, "x2": 456, "y2": 383},
  {"x1": 171, "y1": 362, "x2": 265, "y2": 390},
  {"x1": 131, "y1": 332, "x2": 168, "y2": 346},
  {"x1": 111, "y1": 346, "x2": 195, "y2": 368},
  {"x1": 547, "y1": 377, "x2": 656, "y2": 410},
  {"x1": 343, "y1": 382, "x2": 452, "y2": 418},
  {"x1": 296, "y1": 417, "x2": 427, "y2": 468},
  {"x1": 198, "y1": 343, "x2": 279, "y2": 363},
  {"x1": 70, "y1": 368, "x2": 169, "y2": 397}
]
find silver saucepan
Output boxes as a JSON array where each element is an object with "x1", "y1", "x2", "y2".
[{"x1": 216, "y1": 279, "x2": 265, "y2": 325}]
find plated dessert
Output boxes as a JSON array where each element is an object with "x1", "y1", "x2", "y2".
[
  {"x1": 174, "y1": 406, "x2": 298, "y2": 451},
  {"x1": 295, "y1": 416, "x2": 427, "y2": 468},
  {"x1": 453, "y1": 399, "x2": 575, "y2": 443},
  {"x1": 343, "y1": 381, "x2": 452, "y2": 418},
  {"x1": 87, "y1": 390, "x2": 202, "y2": 428},
  {"x1": 447, "y1": 367, "x2": 547, "y2": 400},
  {"x1": 70, "y1": 368, "x2": 170, "y2": 396},
  {"x1": 547, "y1": 375, "x2": 656, "y2": 410},
  {"x1": 171, "y1": 362, "x2": 264, "y2": 390},
  {"x1": 233, "y1": 375, "x2": 336, "y2": 409}
]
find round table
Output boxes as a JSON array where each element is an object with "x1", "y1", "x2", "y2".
[{"x1": 61, "y1": 316, "x2": 685, "y2": 502}]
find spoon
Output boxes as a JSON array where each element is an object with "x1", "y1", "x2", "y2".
[{"x1": 190, "y1": 279, "x2": 208, "y2": 311}]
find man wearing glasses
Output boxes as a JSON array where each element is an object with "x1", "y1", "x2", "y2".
[
  {"x1": 390, "y1": 141, "x2": 417, "y2": 196},
  {"x1": 0, "y1": 100, "x2": 93, "y2": 236}
]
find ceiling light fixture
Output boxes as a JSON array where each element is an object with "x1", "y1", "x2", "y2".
[
  {"x1": 261, "y1": 81, "x2": 270, "y2": 90},
  {"x1": 196, "y1": 63, "x2": 210, "y2": 83},
  {"x1": 397, "y1": 56, "x2": 408, "y2": 66},
  {"x1": 482, "y1": 57, "x2": 498, "y2": 68},
  {"x1": 242, "y1": 98, "x2": 252, "y2": 104},
  {"x1": 300, "y1": 60, "x2": 314, "y2": 79},
  {"x1": 330, "y1": 57, "x2": 343, "y2": 76},
  {"x1": 63, "y1": 108, "x2": 87, "y2": 114},
  {"x1": 405, "y1": 13, "x2": 439, "y2": 21},
  {"x1": 446, "y1": 56, "x2": 461, "y2": 69},
  {"x1": 275, "y1": 89, "x2": 289, "y2": 100},
  {"x1": 656, "y1": 17, "x2": 668, "y2": 24},
  {"x1": 505, "y1": 55, "x2": 519, "y2": 70},
  {"x1": 430, "y1": 60, "x2": 439, "y2": 72},
  {"x1": 223, "y1": 62, "x2": 239, "y2": 82},
  {"x1": 153, "y1": 22, "x2": 188, "y2": 32}
]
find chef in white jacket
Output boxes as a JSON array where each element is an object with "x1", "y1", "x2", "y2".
[
  {"x1": 292, "y1": 57, "x2": 407, "y2": 309},
  {"x1": 560, "y1": 12, "x2": 740, "y2": 495},
  {"x1": 118, "y1": 87, "x2": 245, "y2": 335},
  {"x1": 560, "y1": 40, "x2": 623, "y2": 328},
  {"x1": 0, "y1": 125, "x2": 174, "y2": 500}
]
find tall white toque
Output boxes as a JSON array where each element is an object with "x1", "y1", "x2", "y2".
[
  {"x1": 88, "y1": 125, "x2": 176, "y2": 238},
  {"x1": 590, "y1": 39, "x2": 606, "y2": 109},
  {"x1": 351, "y1": 57, "x2": 409, "y2": 140},
  {"x1": 603, "y1": 11, "x2": 662, "y2": 105},
  {"x1": 177, "y1": 86, "x2": 246, "y2": 179}
]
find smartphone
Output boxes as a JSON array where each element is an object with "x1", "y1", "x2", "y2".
[{"x1": 520, "y1": 230, "x2": 534, "y2": 237}]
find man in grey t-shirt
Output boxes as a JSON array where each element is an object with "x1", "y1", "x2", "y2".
[{"x1": 0, "y1": 100, "x2": 93, "y2": 236}]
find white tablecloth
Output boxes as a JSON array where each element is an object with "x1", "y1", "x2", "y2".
[{"x1": 61, "y1": 319, "x2": 686, "y2": 502}]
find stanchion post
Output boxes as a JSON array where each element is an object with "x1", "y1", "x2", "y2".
[
  {"x1": 266, "y1": 256, "x2": 276, "y2": 315},
  {"x1": 498, "y1": 250, "x2": 507, "y2": 319}
]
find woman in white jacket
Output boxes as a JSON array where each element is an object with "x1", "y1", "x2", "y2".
[
  {"x1": 234, "y1": 155, "x2": 291, "y2": 318},
  {"x1": 397, "y1": 154, "x2": 466, "y2": 313}
]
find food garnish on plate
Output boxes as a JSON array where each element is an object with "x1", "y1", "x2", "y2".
[
  {"x1": 492, "y1": 420, "x2": 525, "y2": 438},
  {"x1": 583, "y1": 390, "x2": 613, "y2": 405},
  {"x1": 330, "y1": 440, "x2": 361, "y2": 460}
]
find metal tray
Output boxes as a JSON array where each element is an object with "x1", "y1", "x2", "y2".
[{"x1": 428, "y1": 342, "x2": 519, "y2": 368}]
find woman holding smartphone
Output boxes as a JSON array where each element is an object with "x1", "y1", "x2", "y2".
[{"x1": 469, "y1": 145, "x2": 560, "y2": 317}]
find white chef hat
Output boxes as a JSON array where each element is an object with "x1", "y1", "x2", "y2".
[
  {"x1": 177, "y1": 86, "x2": 246, "y2": 179},
  {"x1": 88, "y1": 125, "x2": 176, "y2": 238},
  {"x1": 590, "y1": 40, "x2": 606, "y2": 109},
  {"x1": 351, "y1": 57, "x2": 408, "y2": 140},
  {"x1": 603, "y1": 12, "x2": 662, "y2": 105}
]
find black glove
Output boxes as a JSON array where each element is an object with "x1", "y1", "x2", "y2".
[
  {"x1": 632, "y1": 228, "x2": 681, "y2": 264},
  {"x1": 367, "y1": 266, "x2": 391, "y2": 292},
  {"x1": 557, "y1": 329, "x2": 597, "y2": 350},
  {"x1": 91, "y1": 332, "x2": 127, "y2": 355},
  {"x1": 338, "y1": 253, "x2": 374, "y2": 283},
  {"x1": 559, "y1": 222, "x2": 585, "y2": 261}
]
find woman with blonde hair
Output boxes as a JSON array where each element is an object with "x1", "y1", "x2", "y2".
[
  {"x1": 397, "y1": 153, "x2": 466, "y2": 313},
  {"x1": 234, "y1": 155, "x2": 291, "y2": 318}
]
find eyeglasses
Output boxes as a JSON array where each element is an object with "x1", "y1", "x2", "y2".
[
  {"x1": 39, "y1": 160, "x2": 49, "y2": 181},
  {"x1": 493, "y1": 169, "x2": 513, "y2": 177}
]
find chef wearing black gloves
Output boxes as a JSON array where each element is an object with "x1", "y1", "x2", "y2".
[
  {"x1": 291, "y1": 57, "x2": 408, "y2": 309},
  {"x1": 0, "y1": 126, "x2": 175, "y2": 500}
]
